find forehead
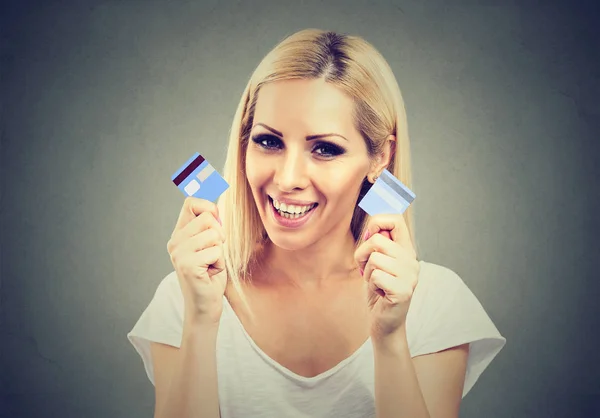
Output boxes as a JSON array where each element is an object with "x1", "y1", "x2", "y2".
[{"x1": 253, "y1": 79, "x2": 357, "y2": 135}]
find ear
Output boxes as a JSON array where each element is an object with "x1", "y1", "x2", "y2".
[{"x1": 368, "y1": 135, "x2": 396, "y2": 182}]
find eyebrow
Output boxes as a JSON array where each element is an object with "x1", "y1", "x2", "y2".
[{"x1": 254, "y1": 123, "x2": 348, "y2": 142}]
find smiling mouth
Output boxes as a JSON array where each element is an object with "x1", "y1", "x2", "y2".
[{"x1": 268, "y1": 196, "x2": 318, "y2": 219}]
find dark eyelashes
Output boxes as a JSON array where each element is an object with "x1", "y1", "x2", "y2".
[
  {"x1": 250, "y1": 134, "x2": 346, "y2": 157},
  {"x1": 251, "y1": 134, "x2": 281, "y2": 149}
]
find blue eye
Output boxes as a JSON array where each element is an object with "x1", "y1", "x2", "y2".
[
  {"x1": 251, "y1": 134, "x2": 282, "y2": 150},
  {"x1": 313, "y1": 142, "x2": 345, "y2": 158},
  {"x1": 250, "y1": 134, "x2": 347, "y2": 158}
]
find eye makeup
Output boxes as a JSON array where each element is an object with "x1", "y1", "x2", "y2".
[{"x1": 250, "y1": 133, "x2": 347, "y2": 158}]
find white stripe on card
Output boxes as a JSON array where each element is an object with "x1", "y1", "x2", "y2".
[
  {"x1": 371, "y1": 181, "x2": 407, "y2": 213},
  {"x1": 196, "y1": 164, "x2": 215, "y2": 182}
]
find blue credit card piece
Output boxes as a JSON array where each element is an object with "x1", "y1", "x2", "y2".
[
  {"x1": 171, "y1": 153, "x2": 229, "y2": 202},
  {"x1": 358, "y1": 169, "x2": 416, "y2": 216}
]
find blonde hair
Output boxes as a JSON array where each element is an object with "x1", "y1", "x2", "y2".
[{"x1": 217, "y1": 29, "x2": 418, "y2": 307}]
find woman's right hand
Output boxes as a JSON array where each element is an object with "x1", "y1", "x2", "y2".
[{"x1": 167, "y1": 197, "x2": 227, "y2": 326}]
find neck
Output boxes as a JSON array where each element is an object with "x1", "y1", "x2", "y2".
[{"x1": 257, "y1": 227, "x2": 359, "y2": 290}]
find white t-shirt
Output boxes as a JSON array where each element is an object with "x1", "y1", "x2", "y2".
[{"x1": 127, "y1": 260, "x2": 506, "y2": 418}]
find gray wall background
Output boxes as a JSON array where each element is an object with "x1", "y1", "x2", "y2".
[{"x1": 2, "y1": 0, "x2": 599, "y2": 417}]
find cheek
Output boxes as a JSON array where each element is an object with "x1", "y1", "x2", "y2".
[
  {"x1": 245, "y1": 149, "x2": 268, "y2": 189},
  {"x1": 319, "y1": 170, "x2": 366, "y2": 204},
  {"x1": 324, "y1": 158, "x2": 368, "y2": 187}
]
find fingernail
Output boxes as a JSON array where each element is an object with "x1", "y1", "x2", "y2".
[
  {"x1": 363, "y1": 230, "x2": 371, "y2": 241},
  {"x1": 217, "y1": 216, "x2": 222, "y2": 226},
  {"x1": 359, "y1": 268, "x2": 364, "y2": 276}
]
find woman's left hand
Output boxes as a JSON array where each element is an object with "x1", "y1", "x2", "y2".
[{"x1": 354, "y1": 214, "x2": 420, "y2": 341}]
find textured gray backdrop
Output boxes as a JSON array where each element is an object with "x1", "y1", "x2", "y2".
[{"x1": 2, "y1": 0, "x2": 599, "y2": 417}]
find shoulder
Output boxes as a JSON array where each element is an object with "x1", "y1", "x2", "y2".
[
  {"x1": 409, "y1": 260, "x2": 491, "y2": 324},
  {"x1": 411, "y1": 260, "x2": 468, "y2": 308},
  {"x1": 145, "y1": 270, "x2": 185, "y2": 316},
  {"x1": 157, "y1": 270, "x2": 183, "y2": 296},
  {"x1": 406, "y1": 261, "x2": 464, "y2": 332},
  {"x1": 407, "y1": 259, "x2": 505, "y2": 350},
  {"x1": 418, "y1": 260, "x2": 464, "y2": 286},
  {"x1": 407, "y1": 260, "x2": 506, "y2": 397},
  {"x1": 128, "y1": 271, "x2": 185, "y2": 346}
]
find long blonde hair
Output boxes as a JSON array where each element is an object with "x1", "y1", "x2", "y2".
[{"x1": 217, "y1": 29, "x2": 418, "y2": 307}]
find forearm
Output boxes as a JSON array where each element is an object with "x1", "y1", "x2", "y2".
[
  {"x1": 372, "y1": 327, "x2": 430, "y2": 418},
  {"x1": 156, "y1": 320, "x2": 220, "y2": 418}
]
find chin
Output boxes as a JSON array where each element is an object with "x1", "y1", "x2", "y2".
[{"x1": 265, "y1": 231, "x2": 313, "y2": 252}]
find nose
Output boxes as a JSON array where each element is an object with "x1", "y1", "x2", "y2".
[{"x1": 273, "y1": 147, "x2": 310, "y2": 192}]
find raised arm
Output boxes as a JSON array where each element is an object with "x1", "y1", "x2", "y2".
[
  {"x1": 151, "y1": 321, "x2": 220, "y2": 418},
  {"x1": 152, "y1": 197, "x2": 228, "y2": 418}
]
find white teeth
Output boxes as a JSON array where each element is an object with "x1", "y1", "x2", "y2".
[
  {"x1": 271, "y1": 197, "x2": 316, "y2": 219},
  {"x1": 272, "y1": 198, "x2": 315, "y2": 214},
  {"x1": 281, "y1": 207, "x2": 311, "y2": 218},
  {"x1": 293, "y1": 204, "x2": 307, "y2": 214}
]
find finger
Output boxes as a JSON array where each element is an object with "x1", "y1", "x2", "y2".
[
  {"x1": 185, "y1": 228, "x2": 224, "y2": 253},
  {"x1": 363, "y1": 228, "x2": 391, "y2": 241},
  {"x1": 362, "y1": 251, "x2": 399, "y2": 282},
  {"x1": 194, "y1": 245, "x2": 225, "y2": 271},
  {"x1": 389, "y1": 214, "x2": 413, "y2": 251},
  {"x1": 369, "y1": 269, "x2": 414, "y2": 304},
  {"x1": 174, "y1": 197, "x2": 219, "y2": 231},
  {"x1": 180, "y1": 211, "x2": 225, "y2": 242},
  {"x1": 378, "y1": 230, "x2": 391, "y2": 240},
  {"x1": 365, "y1": 249, "x2": 419, "y2": 280},
  {"x1": 364, "y1": 214, "x2": 413, "y2": 251},
  {"x1": 174, "y1": 242, "x2": 224, "y2": 273},
  {"x1": 168, "y1": 212, "x2": 223, "y2": 254},
  {"x1": 169, "y1": 228, "x2": 223, "y2": 264},
  {"x1": 363, "y1": 214, "x2": 395, "y2": 239},
  {"x1": 354, "y1": 233, "x2": 400, "y2": 271}
]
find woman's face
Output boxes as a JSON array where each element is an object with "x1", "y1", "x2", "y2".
[{"x1": 245, "y1": 78, "x2": 372, "y2": 250}]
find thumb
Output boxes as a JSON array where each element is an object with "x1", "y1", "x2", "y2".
[{"x1": 378, "y1": 230, "x2": 391, "y2": 240}]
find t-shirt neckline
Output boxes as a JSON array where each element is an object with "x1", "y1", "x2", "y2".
[{"x1": 222, "y1": 295, "x2": 372, "y2": 385}]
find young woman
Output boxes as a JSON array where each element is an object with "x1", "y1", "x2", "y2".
[{"x1": 128, "y1": 29, "x2": 506, "y2": 418}]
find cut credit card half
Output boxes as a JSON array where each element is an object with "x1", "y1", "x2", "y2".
[
  {"x1": 358, "y1": 169, "x2": 416, "y2": 216},
  {"x1": 171, "y1": 153, "x2": 229, "y2": 202}
]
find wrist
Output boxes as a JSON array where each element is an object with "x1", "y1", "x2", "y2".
[
  {"x1": 182, "y1": 320, "x2": 219, "y2": 347},
  {"x1": 371, "y1": 325, "x2": 409, "y2": 355},
  {"x1": 183, "y1": 310, "x2": 221, "y2": 333}
]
